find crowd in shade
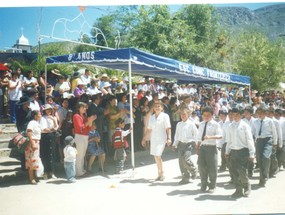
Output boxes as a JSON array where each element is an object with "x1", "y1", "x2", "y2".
[{"x1": 1, "y1": 67, "x2": 285, "y2": 198}]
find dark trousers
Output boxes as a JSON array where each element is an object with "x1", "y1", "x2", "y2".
[
  {"x1": 177, "y1": 142, "x2": 197, "y2": 179},
  {"x1": 270, "y1": 146, "x2": 279, "y2": 176},
  {"x1": 277, "y1": 145, "x2": 285, "y2": 168},
  {"x1": 256, "y1": 137, "x2": 272, "y2": 182},
  {"x1": 220, "y1": 143, "x2": 227, "y2": 169},
  {"x1": 198, "y1": 145, "x2": 218, "y2": 189},
  {"x1": 40, "y1": 133, "x2": 56, "y2": 173},
  {"x1": 8, "y1": 100, "x2": 17, "y2": 123},
  {"x1": 229, "y1": 148, "x2": 250, "y2": 191}
]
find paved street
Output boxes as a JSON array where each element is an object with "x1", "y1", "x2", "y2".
[{"x1": 1, "y1": 148, "x2": 285, "y2": 215}]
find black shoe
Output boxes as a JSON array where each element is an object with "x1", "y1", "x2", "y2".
[
  {"x1": 231, "y1": 190, "x2": 243, "y2": 198},
  {"x1": 208, "y1": 188, "x2": 216, "y2": 193},
  {"x1": 178, "y1": 179, "x2": 189, "y2": 185},
  {"x1": 259, "y1": 180, "x2": 266, "y2": 187},
  {"x1": 228, "y1": 179, "x2": 234, "y2": 184},
  {"x1": 243, "y1": 186, "x2": 251, "y2": 197},
  {"x1": 200, "y1": 185, "x2": 207, "y2": 192}
]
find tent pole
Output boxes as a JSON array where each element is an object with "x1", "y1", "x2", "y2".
[
  {"x1": 45, "y1": 64, "x2": 47, "y2": 103},
  {"x1": 249, "y1": 84, "x2": 252, "y2": 105},
  {"x1": 128, "y1": 60, "x2": 135, "y2": 173}
]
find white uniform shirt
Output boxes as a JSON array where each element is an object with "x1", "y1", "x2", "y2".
[
  {"x1": 253, "y1": 117, "x2": 277, "y2": 145},
  {"x1": 26, "y1": 120, "x2": 41, "y2": 140},
  {"x1": 273, "y1": 117, "x2": 283, "y2": 148},
  {"x1": 280, "y1": 118, "x2": 285, "y2": 148},
  {"x1": 173, "y1": 119, "x2": 198, "y2": 147},
  {"x1": 198, "y1": 119, "x2": 222, "y2": 146},
  {"x1": 218, "y1": 120, "x2": 231, "y2": 148},
  {"x1": 243, "y1": 117, "x2": 256, "y2": 135},
  {"x1": 226, "y1": 119, "x2": 255, "y2": 158}
]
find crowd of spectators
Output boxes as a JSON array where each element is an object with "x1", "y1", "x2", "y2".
[{"x1": 1, "y1": 67, "x2": 285, "y2": 185}]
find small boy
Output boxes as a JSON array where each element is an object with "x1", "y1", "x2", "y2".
[
  {"x1": 63, "y1": 136, "x2": 77, "y2": 183},
  {"x1": 112, "y1": 118, "x2": 131, "y2": 174}
]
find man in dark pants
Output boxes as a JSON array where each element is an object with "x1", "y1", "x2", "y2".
[
  {"x1": 197, "y1": 106, "x2": 222, "y2": 193},
  {"x1": 243, "y1": 106, "x2": 256, "y2": 177},
  {"x1": 225, "y1": 108, "x2": 255, "y2": 198},
  {"x1": 253, "y1": 106, "x2": 277, "y2": 187}
]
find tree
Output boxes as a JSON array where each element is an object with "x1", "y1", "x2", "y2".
[{"x1": 233, "y1": 31, "x2": 285, "y2": 91}]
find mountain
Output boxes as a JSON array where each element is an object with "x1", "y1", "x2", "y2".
[{"x1": 214, "y1": 3, "x2": 285, "y2": 40}]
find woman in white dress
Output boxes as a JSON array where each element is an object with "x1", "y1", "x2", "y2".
[{"x1": 142, "y1": 100, "x2": 171, "y2": 181}]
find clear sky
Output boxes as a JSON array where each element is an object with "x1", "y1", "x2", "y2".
[{"x1": 0, "y1": 2, "x2": 284, "y2": 51}]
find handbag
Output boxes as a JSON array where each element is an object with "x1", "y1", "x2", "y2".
[{"x1": 12, "y1": 133, "x2": 29, "y2": 154}]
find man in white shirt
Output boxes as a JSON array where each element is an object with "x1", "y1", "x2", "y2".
[
  {"x1": 274, "y1": 109, "x2": 285, "y2": 169},
  {"x1": 197, "y1": 106, "x2": 222, "y2": 193},
  {"x1": 218, "y1": 110, "x2": 231, "y2": 172},
  {"x1": 225, "y1": 108, "x2": 255, "y2": 198},
  {"x1": 252, "y1": 106, "x2": 277, "y2": 187},
  {"x1": 267, "y1": 109, "x2": 282, "y2": 177},
  {"x1": 243, "y1": 106, "x2": 256, "y2": 177},
  {"x1": 80, "y1": 69, "x2": 92, "y2": 86},
  {"x1": 172, "y1": 108, "x2": 198, "y2": 185}
]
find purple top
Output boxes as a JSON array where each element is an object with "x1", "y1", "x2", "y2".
[{"x1": 74, "y1": 87, "x2": 85, "y2": 98}]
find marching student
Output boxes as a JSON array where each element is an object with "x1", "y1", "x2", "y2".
[
  {"x1": 197, "y1": 106, "x2": 222, "y2": 193},
  {"x1": 252, "y1": 106, "x2": 277, "y2": 187},
  {"x1": 172, "y1": 108, "x2": 198, "y2": 185},
  {"x1": 243, "y1": 106, "x2": 257, "y2": 177},
  {"x1": 225, "y1": 108, "x2": 255, "y2": 198},
  {"x1": 267, "y1": 109, "x2": 282, "y2": 177}
]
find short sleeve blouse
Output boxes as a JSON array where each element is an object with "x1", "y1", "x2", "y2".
[{"x1": 26, "y1": 120, "x2": 41, "y2": 140}]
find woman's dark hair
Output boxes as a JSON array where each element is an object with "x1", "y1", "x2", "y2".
[
  {"x1": 11, "y1": 71, "x2": 18, "y2": 78},
  {"x1": 75, "y1": 102, "x2": 87, "y2": 114},
  {"x1": 116, "y1": 93, "x2": 126, "y2": 102},
  {"x1": 46, "y1": 95, "x2": 54, "y2": 102},
  {"x1": 140, "y1": 97, "x2": 149, "y2": 107},
  {"x1": 31, "y1": 110, "x2": 40, "y2": 119},
  {"x1": 27, "y1": 70, "x2": 33, "y2": 76}
]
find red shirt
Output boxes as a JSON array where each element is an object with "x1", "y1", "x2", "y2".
[{"x1": 73, "y1": 114, "x2": 91, "y2": 135}]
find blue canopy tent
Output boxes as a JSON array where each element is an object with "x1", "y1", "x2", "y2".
[{"x1": 45, "y1": 47, "x2": 250, "y2": 171}]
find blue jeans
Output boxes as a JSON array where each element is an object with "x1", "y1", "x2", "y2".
[
  {"x1": 9, "y1": 100, "x2": 17, "y2": 123},
  {"x1": 64, "y1": 161, "x2": 76, "y2": 181}
]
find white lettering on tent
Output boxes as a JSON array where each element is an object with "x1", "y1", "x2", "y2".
[
  {"x1": 76, "y1": 52, "x2": 95, "y2": 61},
  {"x1": 179, "y1": 63, "x2": 191, "y2": 73},
  {"x1": 68, "y1": 54, "x2": 73, "y2": 61},
  {"x1": 207, "y1": 69, "x2": 231, "y2": 81},
  {"x1": 193, "y1": 66, "x2": 205, "y2": 76}
]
